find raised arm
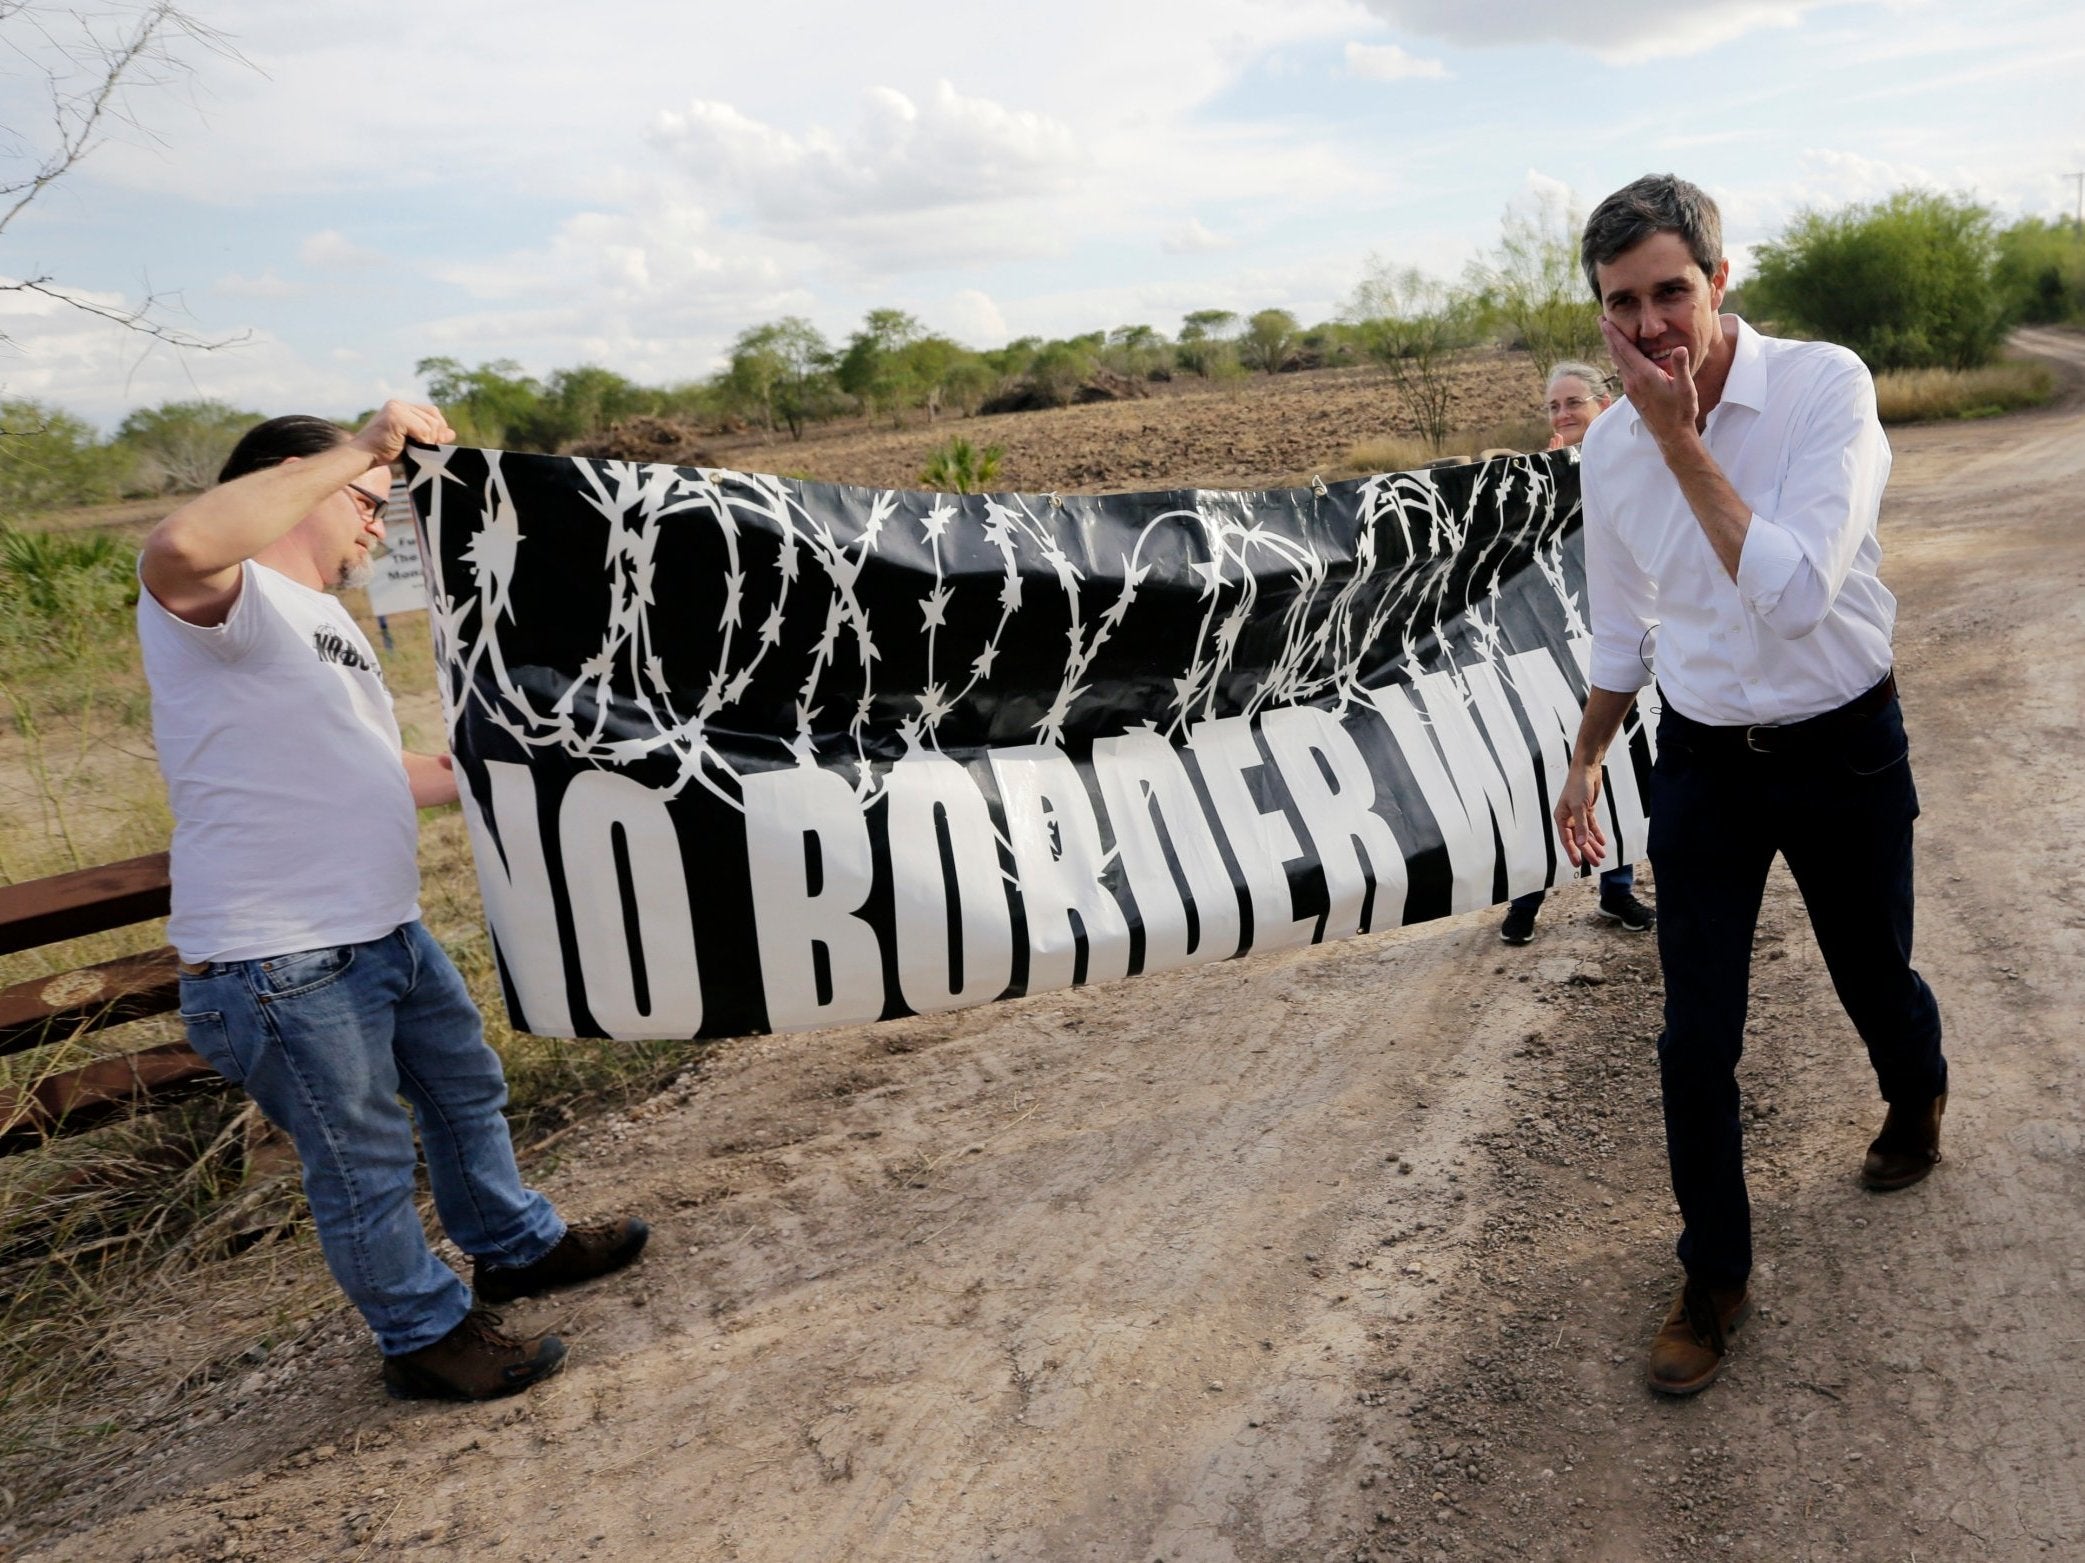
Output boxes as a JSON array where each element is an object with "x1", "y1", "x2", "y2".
[{"x1": 140, "y1": 400, "x2": 453, "y2": 625}]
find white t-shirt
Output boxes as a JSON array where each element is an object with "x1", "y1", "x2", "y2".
[{"x1": 138, "y1": 560, "x2": 422, "y2": 962}]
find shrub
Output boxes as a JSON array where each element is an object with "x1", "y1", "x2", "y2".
[
  {"x1": 1176, "y1": 310, "x2": 1241, "y2": 378},
  {"x1": 1345, "y1": 262, "x2": 1482, "y2": 452},
  {"x1": 1994, "y1": 217, "x2": 2085, "y2": 325},
  {"x1": 920, "y1": 437, "x2": 1004, "y2": 494},
  {"x1": 1466, "y1": 188, "x2": 1604, "y2": 374},
  {"x1": 0, "y1": 522, "x2": 141, "y2": 691},
  {"x1": 0, "y1": 402, "x2": 128, "y2": 515},
  {"x1": 114, "y1": 399, "x2": 260, "y2": 494},
  {"x1": 1746, "y1": 190, "x2": 2008, "y2": 371},
  {"x1": 1239, "y1": 309, "x2": 1298, "y2": 374},
  {"x1": 1026, "y1": 339, "x2": 1099, "y2": 408}
]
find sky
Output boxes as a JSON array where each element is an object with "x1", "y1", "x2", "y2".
[{"x1": 1, "y1": 0, "x2": 2081, "y2": 429}]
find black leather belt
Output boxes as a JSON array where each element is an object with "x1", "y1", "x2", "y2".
[{"x1": 1660, "y1": 671, "x2": 1898, "y2": 756}]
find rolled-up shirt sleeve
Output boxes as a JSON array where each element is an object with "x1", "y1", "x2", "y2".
[
  {"x1": 1734, "y1": 355, "x2": 1890, "y2": 640},
  {"x1": 1584, "y1": 462, "x2": 1659, "y2": 694}
]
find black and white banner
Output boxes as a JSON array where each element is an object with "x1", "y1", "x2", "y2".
[{"x1": 404, "y1": 445, "x2": 1655, "y2": 1041}]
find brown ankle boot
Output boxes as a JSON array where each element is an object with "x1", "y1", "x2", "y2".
[
  {"x1": 382, "y1": 1306, "x2": 566, "y2": 1401},
  {"x1": 473, "y1": 1216, "x2": 650, "y2": 1304},
  {"x1": 1647, "y1": 1279, "x2": 1751, "y2": 1396},
  {"x1": 1862, "y1": 1091, "x2": 1946, "y2": 1191}
]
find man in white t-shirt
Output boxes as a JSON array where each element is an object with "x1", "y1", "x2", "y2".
[
  {"x1": 140, "y1": 402, "x2": 647, "y2": 1402},
  {"x1": 1551, "y1": 176, "x2": 1946, "y2": 1398}
]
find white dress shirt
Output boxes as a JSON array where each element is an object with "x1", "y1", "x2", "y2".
[{"x1": 1581, "y1": 315, "x2": 1898, "y2": 726}]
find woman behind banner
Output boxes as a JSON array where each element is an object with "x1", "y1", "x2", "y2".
[{"x1": 1498, "y1": 362, "x2": 1658, "y2": 946}]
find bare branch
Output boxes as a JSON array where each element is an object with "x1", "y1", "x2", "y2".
[
  {"x1": 2, "y1": 275, "x2": 248, "y2": 350},
  {"x1": 0, "y1": 4, "x2": 246, "y2": 354}
]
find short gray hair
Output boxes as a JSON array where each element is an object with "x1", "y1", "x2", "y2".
[
  {"x1": 1544, "y1": 360, "x2": 1611, "y2": 399},
  {"x1": 1579, "y1": 173, "x2": 1723, "y2": 301}
]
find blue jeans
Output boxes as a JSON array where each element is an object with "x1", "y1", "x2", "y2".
[
  {"x1": 176, "y1": 921, "x2": 564, "y2": 1355},
  {"x1": 1509, "y1": 862, "x2": 1635, "y2": 916},
  {"x1": 1649, "y1": 693, "x2": 1944, "y2": 1289}
]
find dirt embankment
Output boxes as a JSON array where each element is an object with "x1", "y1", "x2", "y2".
[
  {"x1": 706, "y1": 353, "x2": 1549, "y2": 494},
  {"x1": 13, "y1": 332, "x2": 2085, "y2": 1563}
]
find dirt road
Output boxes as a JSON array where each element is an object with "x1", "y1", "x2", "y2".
[{"x1": 20, "y1": 334, "x2": 2085, "y2": 1562}]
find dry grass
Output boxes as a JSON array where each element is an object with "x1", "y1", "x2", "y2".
[
  {"x1": 1874, "y1": 361, "x2": 2055, "y2": 423},
  {"x1": 1337, "y1": 415, "x2": 1553, "y2": 478}
]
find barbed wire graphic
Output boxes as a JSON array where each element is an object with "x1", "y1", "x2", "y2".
[{"x1": 408, "y1": 446, "x2": 1580, "y2": 820}]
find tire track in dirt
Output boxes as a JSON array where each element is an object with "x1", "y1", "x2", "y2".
[{"x1": 20, "y1": 332, "x2": 2085, "y2": 1563}]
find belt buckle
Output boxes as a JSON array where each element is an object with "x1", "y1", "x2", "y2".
[{"x1": 1744, "y1": 724, "x2": 1777, "y2": 754}]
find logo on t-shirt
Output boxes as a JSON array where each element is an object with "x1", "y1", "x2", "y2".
[{"x1": 311, "y1": 628, "x2": 375, "y2": 672}]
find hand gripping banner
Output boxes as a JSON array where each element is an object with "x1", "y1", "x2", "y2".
[{"x1": 404, "y1": 445, "x2": 1656, "y2": 1041}]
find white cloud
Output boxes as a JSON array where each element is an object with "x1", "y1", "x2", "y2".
[
  {"x1": 1715, "y1": 147, "x2": 1944, "y2": 239},
  {"x1": 214, "y1": 269, "x2": 299, "y2": 300},
  {"x1": 1342, "y1": 41, "x2": 1451, "y2": 81},
  {"x1": 0, "y1": 291, "x2": 381, "y2": 427},
  {"x1": 650, "y1": 81, "x2": 1083, "y2": 230},
  {"x1": 1163, "y1": 219, "x2": 1238, "y2": 254},
  {"x1": 940, "y1": 288, "x2": 1009, "y2": 348},
  {"x1": 1353, "y1": 0, "x2": 1870, "y2": 63},
  {"x1": 298, "y1": 230, "x2": 387, "y2": 270}
]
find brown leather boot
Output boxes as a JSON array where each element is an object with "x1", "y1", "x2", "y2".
[
  {"x1": 473, "y1": 1216, "x2": 650, "y2": 1304},
  {"x1": 1862, "y1": 1091, "x2": 1946, "y2": 1191},
  {"x1": 382, "y1": 1306, "x2": 566, "y2": 1401},
  {"x1": 1646, "y1": 1279, "x2": 1751, "y2": 1396}
]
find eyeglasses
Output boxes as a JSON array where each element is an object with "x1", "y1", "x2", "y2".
[
  {"x1": 1547, "y1": 396, "x2": 1599, "y2": 415},
  {"x1": 347, "y1": 485, "x2": 390, "y2": 522}
]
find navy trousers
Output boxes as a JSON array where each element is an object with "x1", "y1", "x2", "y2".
[{"x1": 1647, "y1": 690, "x2": 1945, "y2": 1289}]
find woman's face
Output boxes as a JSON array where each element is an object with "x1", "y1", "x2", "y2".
[{"x1": 1547, "y1": 374, "x2": 1611, "y2": 447}]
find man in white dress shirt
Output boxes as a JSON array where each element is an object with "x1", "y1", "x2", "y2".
[{"x1": 1550, "y1": 175, "x2": 1947, "y2": 1396}]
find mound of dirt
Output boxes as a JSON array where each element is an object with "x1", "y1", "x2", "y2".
[
  {"x1": 978, "y1": 369, "x2": 1154, "y2": 416},
  {"x1": 565, "y1": 416, "x2": 715, "y2": 466}
]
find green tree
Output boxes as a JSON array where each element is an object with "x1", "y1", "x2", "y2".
[
  {"x1": 1025, "y1": 338, "x2": 1100, "y2": 406},
  {"x1": 415, "y1": 357, "x2": 547, "y2": 447},
  {"x1": 114, "y1": 398, "x2": 259, "y2": 493},
  {"x1": 1102, "y1": 324, "x2": 1171, "y2": 379},
  {"x1": 1995, "y1": 215, "x2": 2085, "y2": 325},
  {"x1": 920, "y1": 436, "x2": 1004, "y2": 494},
  {"x1": 529, "y1": 364, "x2": 659, "y2": 448},
  {"x1": 936, "y1": 354, "x2": 998, "y2": 417},
  {"x1": 0, "y1": 400, "x2": 125, "y2": 513},
  {"x1": 1467, "y1": 188, "x2": 1603, "y2": 374},
  {"x1": 1346, "y1": 262, "x2": 1477, "y2": 453},
  {"x1": 1295, "y1": 320, "x2": 1364, "y2": 369},
  {"x1": 1747, "y1": 190, "x2": 2008, "y2": 371},
  {"x1": 899, "y1": 334, "x2": 985, "y2": 421},
  {"x1": 724, "y1": 317, "x2": 840, "y2": 439},
  {"x1": 1239, "y1": 309, "x2": 1298, "y2": 374},
  {"x1": 1176, "y1": 309, "x2": 1240, "y2": 377},
  {"x1": 838, "y1": 308, "x2": 925, "y2": 425}
]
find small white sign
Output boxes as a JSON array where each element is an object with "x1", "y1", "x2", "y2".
[{"x1": 367, "y1": 478, "x2": 429, "y2": 617}]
